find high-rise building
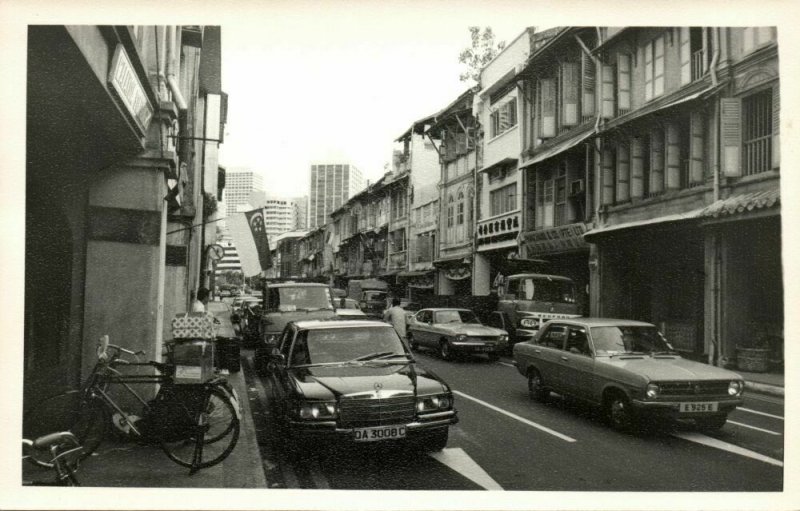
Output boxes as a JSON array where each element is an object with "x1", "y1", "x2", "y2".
[
  {"x1": 308, "y1": 163, "x2": 365, "y2": 228},
  {"x1": 293, "y1": 196, "x2": 309, "y2": 231},
  {"x1": 223, "y1": 168, "x2": 264, "y2": 217}
]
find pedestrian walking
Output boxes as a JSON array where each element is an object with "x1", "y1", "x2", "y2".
[{"x1": 383, "y1": 297, "x2": 407, "y2": 340}]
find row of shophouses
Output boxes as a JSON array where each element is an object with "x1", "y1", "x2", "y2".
[{"x1": 274, "y1": 26, "x2": 783, "y2": 370}]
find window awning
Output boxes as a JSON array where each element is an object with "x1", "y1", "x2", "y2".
[
  {"x1": 478, "y1": 156, "x2": 518, "y2": 174},
  {"x1": 583, "y1": 208, "x2": 706, "y2": 241},
  {"x1": 520, "y1": 129, "x2": 594, "y2": 169}
]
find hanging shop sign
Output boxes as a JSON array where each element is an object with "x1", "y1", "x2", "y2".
[
  {"x1": 522, "y1": 223, "x2": 589, "y2": 256},
  {"x1": 108, "y1": 44, "x2": 154, "y2": 136}
]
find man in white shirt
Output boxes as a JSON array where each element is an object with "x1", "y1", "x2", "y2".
[
  {"x1": 382, "y1": 297, "x2": 407, "y2": 340},
  {"x1": 192, "y1": 287, "x2": 210, "y2": 313}
]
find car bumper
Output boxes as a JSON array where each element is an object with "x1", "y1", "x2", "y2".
[
  {"x1": 285, "y1": 411, "x2": 458, "y2": 442},
  {"x1": 630, "y1": 397, "x2": 743, "y2": 418}
]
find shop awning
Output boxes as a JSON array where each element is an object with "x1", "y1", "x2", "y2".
[
  {"x1": 520, "y1": 129, "x2": 594, "y2": 169},
  {"x1": 478, "y1": 156, "x2": 518, "y2": 174},
  {"x1": 433, "y1": 255, "x2": 472, "y2": 267},
  {"x1": 397, "y1": 270, "x2": 434, "y2": 278},
  {"x1": 583, "y1": 208, "x2": 706, "y2": 241},
  {"x1": 702, "y1": 189, "x2": 780, "y2": 221}
]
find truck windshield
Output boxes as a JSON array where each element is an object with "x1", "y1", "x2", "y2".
[
  {"x1": 590, "y1": 326, "x2": 674, "y2": 355},
  {"x1": 507, "y1": 278, "x2": 576, "y2": 304},
  {"x1": 268, "y1": 287, "x2": 333, "y2": 311}
]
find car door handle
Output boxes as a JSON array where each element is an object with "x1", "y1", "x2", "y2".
[{"x1": 560, "y1": 356, "x2": 569, "y2": 361}]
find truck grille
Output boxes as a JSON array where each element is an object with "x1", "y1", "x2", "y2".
[
  {"x1": 658, "y1": 381, "x2": 731, "y2": 398},
  {"x1": 338, "y1": 395, "x2": 416, "y2": 428}
]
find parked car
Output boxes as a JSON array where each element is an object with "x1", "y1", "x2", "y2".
[
  {"x1": 398, "y1": 300, "x2": 421, "y2": 326},
  {"x1": 407, "y1": 308, "x2": 509, "y2": 361},
  {"x1": 265, "y1": 320, "x2": 457, "y2": 453},
  {"x1": 513, "y1": 318, "x2": 745, "y2": 431},
  {"x1": 206, "y1": 301, "x2": 241, "y2": 373}
]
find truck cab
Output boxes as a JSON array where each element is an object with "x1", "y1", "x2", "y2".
[
  {"x1": 495, "y1": 273, "x2": 581, "y2": 345},
  {"x1": 347, "y1": 279, "x2": 389, "y2": 319}
]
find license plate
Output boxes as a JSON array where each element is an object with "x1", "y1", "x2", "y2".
[
  {"x1": 475, "y1": 346, "x2": 493, "y2": 352},
  {"x1": 680, "y1": 402, "x2": 719, "y2": 413},
  {"x1": 353, "y1": 425, "x2": 407, "y2": 442}
]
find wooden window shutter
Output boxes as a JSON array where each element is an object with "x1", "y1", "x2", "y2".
[
  {"x1": 601, "y1": 65, "x2": 616, "y2": 119},
  {"x1": 665, "y1": 122, "x2": 681, "y2": 190},
  {"x1": 680, "y1": 27, "x2": 691, "y2": 85},
  {"x1": 772, "y1": 84, "x2": 780, "y2": 169},
  {"x1": 650, "y1": 128, "x2": 664, "y2": 193},
  {"x1": 721, "y1": 97, "x2": 742, "y2": 177},
  {"x1": 581, "y1": 52, "x2": 596, "y2": 117},
  {"x1": 540, "y1": 79, "x2": 556, "y2": 138},
  {"x1": 644, "y1": 41, "x2": 653, "y2": 101},
  {"x1": 654, "y1": 36, "x2": 665, "y2": 97},
  {"x1": 631, "y1": 137, "x2": 645, "y2": 198},
  {"x1": 601, "y1": 145, "x2": 615, "y2": 205},
  {"x1": 690, "y1": 111, "x2": 705, "y2": 183},
  {"x1": 617, "y1": 54, "x2": 631, "y2": 111},
  {"x1": 508, "y1": 97, "x2": 518, "y2": 127},
  {"x1": 616, "y1": 142, "x2": 630, "y2": 202},
  {"x1": 561, "y1": 62, "x2": 580, "y2": 126}
]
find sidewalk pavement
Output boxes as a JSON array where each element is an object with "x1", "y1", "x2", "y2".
[
  {"x1": 738, "y1": 369, "x2": 784, "y2": 398},
  {"x1": 23, "y1": 367, "x2": 268, "y2": 488}
]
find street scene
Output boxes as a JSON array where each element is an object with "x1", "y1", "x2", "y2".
[{"x1": 7, "y1": 4, "x2": 794, "y2": 510}]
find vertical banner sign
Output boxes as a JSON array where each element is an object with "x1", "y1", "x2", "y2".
[{"x1": 228, "y1": 208, "x2": 272, "y2": 277}]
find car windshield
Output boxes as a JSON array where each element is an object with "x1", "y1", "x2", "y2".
[
  {"x1": 435, "y1": 310, "x2": 481, "y2": 325},
  {"x1": 364, "y1": 291, "x2": 387, "y2": 302},
  {"x1": 507, "y1": 278, "x2": 577, "y2": 304},
  {"x1": 268, "y1": 287, "x2": 333, "y2": 311},
  {"x1": 590, "y1": 326, "x2": 674, "y2": 355},
  {"x1": 292, "y1": 326, "x2": 408, "y2": 365}
]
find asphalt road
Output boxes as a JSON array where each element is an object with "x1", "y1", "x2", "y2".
[{"x1": 244, "y1": 348, "x2": 784, "y2": 492}]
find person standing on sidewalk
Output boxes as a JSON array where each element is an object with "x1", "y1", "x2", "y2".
[{"x1": 383, "y1": 297, "x2": 407, "y2": 340}]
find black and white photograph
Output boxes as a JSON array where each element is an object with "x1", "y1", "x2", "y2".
[{"x1": 1, "y1": 0, "x2": 798, "y2": 509}]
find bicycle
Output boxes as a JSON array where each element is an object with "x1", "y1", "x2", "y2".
[
  {"x1": 23, "y1": 335, "x2": 241, "y2": 474},
  {"x1": 22, "y1": 431, "x2": 83, "y2": 486}
]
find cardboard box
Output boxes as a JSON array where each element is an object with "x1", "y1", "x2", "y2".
[
  {"x1": 171, "y1": 312, "x2": 218, "y2": 340},
  {"x1": 172, "y1": 340, "x2": 215, "y2": 384}
]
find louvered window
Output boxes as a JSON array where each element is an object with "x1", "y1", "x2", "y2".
[
  {"x1": 617, "y1": 54, "x2": 631, "y2": 115},
  {"x1": 645, "y1": 35, "x2": 665, "y2": 101},
  {"x1": 561, "y1": 62, "x2": 580, "y2": 126}
]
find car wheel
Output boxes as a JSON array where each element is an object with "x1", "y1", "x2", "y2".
[
  {"x1": 421, "y1": 428, "x2": 449, "y2": 452},
  {"x1": 695, "y1": 416, "x2": 727, "y2": 431},
  {"x1": 407, "y1": 334, "x2": 417, "y2": 352},
  {"x1": 439, "y1": 340, "x2": 453, "y2": 361},
  {"x1": 606, "y1": 392, "x2": 635, "y2": 432},
  {"x1": 527, "y1": 368, "x2": 548, "y2": 402}
]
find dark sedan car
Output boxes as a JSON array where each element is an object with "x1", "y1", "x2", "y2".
[{"x1": 265, "y1": 320, "x2": 458, "y2": 453}]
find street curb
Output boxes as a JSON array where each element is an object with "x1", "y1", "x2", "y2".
[{"x1": 745, "y1": 381, "x2": 784, "y2": 398}]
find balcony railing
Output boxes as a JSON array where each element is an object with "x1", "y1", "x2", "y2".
[{"x1": 743, "y1": 136, "x2": 773, "y2": 176}]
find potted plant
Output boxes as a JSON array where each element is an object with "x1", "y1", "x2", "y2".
[{"x1": 735, "y1": 334, "x2": 772, "y2": 373}]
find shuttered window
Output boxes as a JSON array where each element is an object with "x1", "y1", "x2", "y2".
[
  {"x1": 490, "y1": 97, "x2": 518, "y2": 139},
  {"x1": 601, "y1": 146, "x2": 615, "y2": 205},
  {"x1": 540, "y1": 79, "x2": 557, "y2": 138},
  {"x1": 631, "y1": 137, "x2": 645, "y2": 198},
  {"x1": 457, "y1": 191, "x2": 465, "y2": 225},
  {"x1": 601, "y1": 65, "x2": 615, "y2": 119},
  {"x1": 721, "y1": 97, "x2": 742, "y2": 177},
  {"x1": 645, "y1": 35, "x2": 665, "y2": 101},
  {"x1": 581, "y1": 51, "x2": 596, "y2": 119},
  {"x1": 543, "y1": 179, "x2": 554, "y2": 227},
  {"x1": 649, "y1": 128, "x2": 665, "y2": 195},
  {"x1": 490, "y1": 183, "x2": 518, "y2": 216},
  {"x1": 561, "y1": 62, "x2": 580, "y2": 126},
  {"x1": 689, "y1": 111, "x2": 705, "y2": 184},
  {"x1": 665, "y1": 122, "x2": 681, "y2": 190},
  {"x1": 680, "y1": 27, "x2": 691, "y2": 85},
  {"x1": 616, "y1": 143, "x2": 630, "y2": 202},
  {"x1": 617, "y1": 54, "x2": 631, "y2": 113}
]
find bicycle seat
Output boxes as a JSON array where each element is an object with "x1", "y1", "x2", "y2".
[{"x1": 32, "y1": 432, "x2": 79, "y2": 451}]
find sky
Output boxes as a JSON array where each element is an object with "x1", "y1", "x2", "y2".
[{"x1": 217, "y1": 2, "x2": 529, "y2": 197}]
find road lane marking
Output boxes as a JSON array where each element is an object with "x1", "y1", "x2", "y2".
[
  {"x1": 429, "y1": 448, "x2": 504, "y2": 491},
  {"x1": 727, "y1": 420, "x2": 782, "y2": 436},
  {"x1": 671, "y1": 431, "x2": 783, "y2": 467},
  {"x1": 453, "y1": 390, "x2": 577, "y2": 443},
  {"x1": 738, "y1": 407, "x2": 784, "y2": 420}
]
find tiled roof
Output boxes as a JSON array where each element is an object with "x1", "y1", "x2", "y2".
[{"x1": 702, "y1": 189, "x2": 780, "y2": 218}]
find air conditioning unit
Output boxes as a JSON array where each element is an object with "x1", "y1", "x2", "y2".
[{"x1": 570, "y1": 179, "x2": 585, "y2": 196}]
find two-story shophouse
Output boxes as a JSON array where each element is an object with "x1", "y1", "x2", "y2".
[
  {"x1": 428, "y1": 89, "x2": 479, "y2": 297},
  {"x1": 516, "y1": 27, "x2": 597, "y2": 315},
  {"x1": 394, "y1": 114, "x2": 441, "y2": 300},
  {"x1": 582, "y1": 27, "x2": 781, "y2": 371},
  {"x1": 25, "y1": 26, "x2": 226, "y2": 406},
  {"x1": 298, "y1": 226, "x2": 327, "y2": 281}
]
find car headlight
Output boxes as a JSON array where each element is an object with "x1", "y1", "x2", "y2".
[
  {"x1": 646, "y1": 383, "x2": 660, "y2": 399},
  {"x1": 455, "y1": 334, "x2": 467, "y2": 342},
  {"x1": 296, "y1": 401, "x2": 338, "y2": 420},
  {"x1": 499, "y1": 335, "x2": 509, "y2": 342},
  {"x1": 728, "y1": 380, "x2": 744, "y2": 396},
  {"x1": 520, "y1": 318, "x2": 539, "y2": 328},
  {"x1": 416, "y1": 394, "x2": 452, "y2": 413}
]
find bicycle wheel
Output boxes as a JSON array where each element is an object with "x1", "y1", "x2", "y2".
[
  {"x1": 23, "y1": 391, "x2": 108, "y2": 468},
  {"x1": 160, "y1": 386, "x2": 240, "y2": 471}
]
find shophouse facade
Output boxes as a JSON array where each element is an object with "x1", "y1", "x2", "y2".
[
  {"x1": 25, "y1": 25, "x2": 226, "y2": 405},
  {"x1": 582, "y1": 27, "x2": 781, "y2": 370}
]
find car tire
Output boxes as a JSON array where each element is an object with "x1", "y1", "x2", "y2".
[
  {"x1": 439, "y1": 340, "x2": 453, "y2": 361},
  {"x1": 606, "y1": 392, "x2": 635, "y2": 432},
  {"x1": 407, "y1": 334, "x2": 417, "y2": 352},
  {"x1": 527, "y1": 368, "x2": 548, "y2": 402},
  {"x1": 695, "y1": 415, "x2": 727, "y2": 431},
  {"x1": 421, "y1": 428, "x2": 449, "y2": 452}
]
